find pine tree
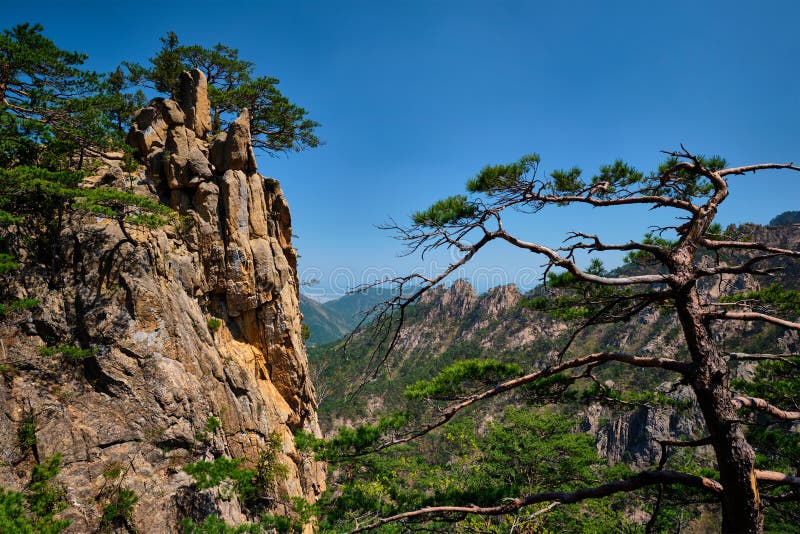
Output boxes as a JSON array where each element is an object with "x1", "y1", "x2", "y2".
[
  {"x1": 0, "y1": 24, "x2": 143, "y2": 168},
  {"x1": 324, "y1": 149, "x2": 800, "y2": 533},
  {"x1": 123, "y1": 32, "x2": 319, "y2": 155}
]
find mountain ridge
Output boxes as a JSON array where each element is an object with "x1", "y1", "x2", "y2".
[
  {"x1": 309, "y1": 221, "x2": 800, "y2": 459},
  {"x1": 300, "y1": 287, "x2": 400, "y2": 345}
]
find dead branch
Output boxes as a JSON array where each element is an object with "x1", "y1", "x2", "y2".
[
  {"x1": 695, "y1": 254, "x2": 784, "y2": 277},
  {"x1": 718, "y1": 163, "x2": 800, "y2": 177},
  {"x1": 496, "y1": 230, "x2": 672, "y2": 286},
  {"x1": 754, "y1": 470, "x2": 800, "y2": 486},
  {"x1": 697, "y1": 238, "x2": 800, "y2": 259},
  {"x1": 706, "y1": 311, "x2": 800, "y2": 330},
  {"x1": 562, "y1": 231, "x2": 672, "y2": 261},
  {"x1": 732, "y1": 396, "x2": 800, "y2": 421}
]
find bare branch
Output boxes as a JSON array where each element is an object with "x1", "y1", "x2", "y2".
[
  {"x1": 697, "y1": 238, "x2": 800, "y2": 259},
  {"x1": 718, "y1": 163, "x2": 800, "y2": 177},
  {"x1": 497, "y1": 230, "x2": 672, "y2": 286},
  {"x1": 342, "y1": 232, "x2": 497, "y2": 396},
  {"x1": 695, "y1": 254, "x2": 784, "y2": 277},
  {"x1": 755, "y1": 470, "x2": 800, "y2": 486},
  {"x1": 706, "y1": 311, "x2": 800, "y2": 330},
  {"x1": 726, "y1": 353, "x2": 799, "y2": 366},
  {"x1": 732, "y1": 396, "x2": 800, "y2": 421},
  {"x1": 562, "y1": 231, "x2": 671, "y2": 262},
  {"x1": 348, "y1": 470, "x2": 723, "y2": 533}
]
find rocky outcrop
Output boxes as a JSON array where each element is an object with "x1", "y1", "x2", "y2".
[
  {"x1": 0, "y1": 69, "x2": 323, "y2": 532},
  {"x1": 418, "y1": 279, "x2": 478, "y2": 319},
  {"x1": 583, "y1": 386, "x2": 708, "y2": 468},
  {"x1": 179, "y1": 69, "x2": 212, "y2": 138}
]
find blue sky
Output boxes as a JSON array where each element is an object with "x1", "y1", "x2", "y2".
[{"x1": 4, "y1": 1, "x2": 799, "y2": 297}]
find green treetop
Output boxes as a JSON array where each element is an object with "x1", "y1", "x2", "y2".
[
  {"x1": 0, "y1": 24, "x2": 144, "y2": 169},
  {"x1": 124, "y1": 32, "x2": 319, "y2": 155}
]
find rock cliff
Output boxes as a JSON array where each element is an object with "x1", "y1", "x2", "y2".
[{"x1": 0, "y1": 69, "x2": 323, "y2": 532}]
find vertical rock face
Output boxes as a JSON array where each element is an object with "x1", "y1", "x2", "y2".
[
  {"x1": 0, "y1": 69, "x2": 324, "y2": 532},
  {"x1": 179, "y1": 69, "x2": 212, "y2": 138}
]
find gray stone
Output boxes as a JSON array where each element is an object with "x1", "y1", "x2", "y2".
[{"x1": 161, "y1": 99, "x2": 185, "y2": 126}]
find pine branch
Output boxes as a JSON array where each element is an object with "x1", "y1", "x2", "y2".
[
  {"x1": 346, "y1": 352, "x2": 689, "y2": 455},
  {"x1": 348, "y1": 470, "x2": 723, "y2": 533}
]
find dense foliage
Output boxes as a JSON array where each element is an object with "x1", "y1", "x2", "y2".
[
  {"x1": 313, "y1": 409, "x2": 642, "y2": 532},
  {"x1": 0, "y1": 23, "x2": 143, "y2": 169}
]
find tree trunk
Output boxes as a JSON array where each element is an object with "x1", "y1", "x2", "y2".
[{"x1": 675, "y1": 281, "x2": 762, "y2": 533}]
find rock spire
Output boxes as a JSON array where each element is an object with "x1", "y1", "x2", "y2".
[{"x1": 0, "y1": 69, "x2": 323, "y2": 532}]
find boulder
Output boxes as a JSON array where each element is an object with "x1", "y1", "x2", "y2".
[
  {"x1": 208, "y1": 132, "x2": 227, "y2": 170},
  {"x1": 187, "y1": 147, "x2": 213, "y2": 181},
  {"x1": 165, "y1": 126, "x2": 213, "y2": 189},
  {"x1": 161, "y1": 99, "x2": 185, "y2": 126},
  {"x1": 224, "y1": 109, "x2": 257, "y2": 172},
  {"x1": 180, "y1": 69, "x2": 212, "y2": 139},
  {"x1": 127, "y1": 105, "x2": 168, "y2": 156}
]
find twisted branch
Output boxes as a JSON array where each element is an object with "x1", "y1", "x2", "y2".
[{"x1": 348, "y1": 470, "x2": 723, "y2": 533}]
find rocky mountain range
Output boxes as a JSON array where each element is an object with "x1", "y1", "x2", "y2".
[
  {"x1": 309, "y1": 221, "x2": 800, "y2": 468},
  {"x1": 1, "y1": 60, "x2": 796, "y2": 528}
]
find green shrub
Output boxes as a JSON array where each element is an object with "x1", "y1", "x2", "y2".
[
  {"x1": 181, "y1": 514, "x2": 261, "y2": 533},
  {"x1": 18, "y1": 414, "x2": 36, "y2": 451},
  {"x1": 101, "y1": 462, "x2": 124, "y2": 481},
  {"x1": 195, "y1": 416, "x2": 221, "y2": 443},
  {"x1": 38, "y1": 344, "x2": 95, "y2": 361},
  {"x1": 204, "y1": 416, "x2": 221, "y2": 433},
  {"x1": 183, "y1": 457, "x2": 252, "y2": 497},
  {"x1": 207, "y1": 318, "x2": 222, "y2": 332},
  {"x1": 405, "y1": 358, "x2": 522, "y2": 400},
  {"x1": 100, "y1": 487, "x2": 138, "y2": 527},
  {"x1": 0, "y1": 298, "x2": 39, "y2": 317},
  {"x1": 0, "y1": 454, "x2": 70, "y2": 533},
  {"x1": 0, "y1": 253, "x2": 19, "y2": 274},
  {"x1": 184, "y1": 432, "x2": 288, "y2": 506},
  {"x1": 721, "y1": 283, "x2": 800, "y2": 316}
]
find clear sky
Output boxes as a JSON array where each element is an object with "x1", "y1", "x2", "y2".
[{"x1": 4, "y1": 1, "x2": 799, "y2": 298}]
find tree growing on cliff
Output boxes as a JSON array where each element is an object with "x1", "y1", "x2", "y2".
[
  {"x1": 0, "y1": 23, "x2": 144, "y2": 168},
  {"x1": 0, "y1": 24, "x2": 177, "y2": 279},
  {"x1": 124, "y1": 32, "x2": 319, "y2": 155},
  {"x1": 322, "y1": 148, "x2": 800, "y2": 533}
]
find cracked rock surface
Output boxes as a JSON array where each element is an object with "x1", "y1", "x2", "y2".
[{"x1": 0, "y1": 69, "x2": 324, "y2": 533}]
